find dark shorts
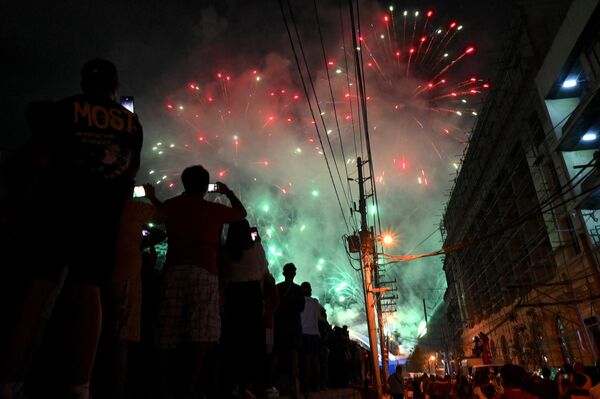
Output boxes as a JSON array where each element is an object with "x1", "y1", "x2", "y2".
[
  {"x1": 301, "y1": 334, "x2": 320, "y2": 355},
  {"x1": 25, "y1": 196, "x2": 123, "y2": 287}
]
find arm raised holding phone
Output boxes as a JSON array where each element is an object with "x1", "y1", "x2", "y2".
[
  {"x1": 140, "y1": 180, "x2": 246, "y2": 222},
  {"x1": 216, "y1": 181, "x2": 247, "y2": 219}
]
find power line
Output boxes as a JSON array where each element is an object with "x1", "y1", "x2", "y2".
[
  {"x1": 285, "y1": 0, "x2": 353, "y2": 211},
  {"x1": 278, "y1": 0, "x2": 351, "y2": 233},
  {"x1": 348, "y1": 0, "x2": 384, "y2": 240},
  {"x1": 440, "y1": 100, "x2": 588, "y2": 256},
  {"x1": 383, "y1": 166, "x2": 599, "y2": 264},
  {"x1": 338, "y1": 0, "x2": 361, "y2": 168},
  {"x1": 313, "y1": 0, "x2": 358, "y2": 231}
]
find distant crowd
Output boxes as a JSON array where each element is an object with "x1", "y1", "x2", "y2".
[
  {"x1": 386, "y1": 361, "x2": 600, "y2": 399},
  {"x1": 0, "y1": 59, "x2": 373, "y2": 399}
]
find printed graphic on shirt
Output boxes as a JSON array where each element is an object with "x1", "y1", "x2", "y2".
[{"x1": 69, "y1": 98, "x2": 142, "y2": 179}]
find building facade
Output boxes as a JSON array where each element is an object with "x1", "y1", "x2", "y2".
[{"x1": 442, "y1": 0, "x2": 600, "y2": 369}]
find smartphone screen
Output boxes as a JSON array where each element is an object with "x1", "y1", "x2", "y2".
[
  {"x1": 207, "y1": 183, "x2": 219, "y2": 193},
  {"x1": 133, "y1": 185, "x2": 146, "y2": 198},
  {"x1": 250, "y1": 227, "x2": 258, "y2": 241},
  {"x1": 120, "y1": 96, "x2": 135, "y2": 113}
]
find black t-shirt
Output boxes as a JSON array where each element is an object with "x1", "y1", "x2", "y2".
[
  {"x1": 15, "y1": 94, "x2": 143, "y2": 280},
  {"x1": 50, "y1": 94, "x2": 143, "y2": 190},
  {"x1": 31, "y1": 94, "x2": 143, "y2": 247},
  {"x1": 275, "y1": 281, "x2": 305, "y2": 330}
]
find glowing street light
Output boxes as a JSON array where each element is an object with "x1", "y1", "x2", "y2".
[
  {"x1": 383, "y1": 234, "x2": 395, "y2": 246},
  {"x1": 379, "y1": 231, "x2": 397, "y2": 247},
  {"x1": 562, "y1": 78, "x2": 578, "y2": 89},
  {"x1": 582, "y1": 132, "x2": 597, "y2": 142}
]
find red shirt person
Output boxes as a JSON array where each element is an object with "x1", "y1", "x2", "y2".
[{"x1": 146, "y1": 165, "x2": 246, "y2": 398}]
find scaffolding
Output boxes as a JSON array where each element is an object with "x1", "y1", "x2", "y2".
[{"x1": 440, "y1": 2, "x2": 600, "y2": 368}]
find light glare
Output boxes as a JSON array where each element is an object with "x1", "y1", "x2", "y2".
[{"x1": 582, "y1": 132, "x2": 597, "y2": 142}]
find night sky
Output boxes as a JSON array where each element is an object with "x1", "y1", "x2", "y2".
[{"x1": 2, "y1": 0, "x2": 514, "y2": 147}]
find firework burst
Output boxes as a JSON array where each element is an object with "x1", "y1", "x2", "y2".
[{"x1": 142, "y1": 5, "x2": 482, "y2": 345}]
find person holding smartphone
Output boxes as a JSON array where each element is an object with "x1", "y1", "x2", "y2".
[
  {"x1": 144, "y1": 165, "x2": 246, "y2": 399},
  {"x1": 103, "y1": 182, "x2": 156, "y2": 399},
  {"x1": 221, "y1": 220, "x2": 269, "y2": 397}
]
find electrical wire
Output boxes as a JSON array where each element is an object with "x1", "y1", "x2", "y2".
[
  {"x1": 285, "y1": 0, "x2": 354, "y2": 212},
  {"x1": 436, "y1": 103, "x2": 589, "y2": 260},
  {"x1": 278, "y1": 0, "x2": 351, "y2": 233},
  {"x1": 414, "y1": 98, "x2": 594, "y2": 263},
  {"x1": 313, "y1": 0, "x2": 358, "y2": 231},
  {"x1": 338, "y1": 0, "x2": 360, "y2": 169},
  {"x1": 348, "y1": 0, "x2": 384, "y2": 242},
  {"x1": 383, "y1": 168, "x2": 600, "y2": 264}
]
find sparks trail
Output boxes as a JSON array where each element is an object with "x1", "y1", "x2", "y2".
[
  {"x1": 353, "y1": 7, "x2": 487, "y2": 144},
  {"x1": 322, "y1": 6, "x2": 489, "y2": 185}
]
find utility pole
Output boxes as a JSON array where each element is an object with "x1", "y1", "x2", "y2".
[
  {"x1": 357, "y1": 157, "x2": 383, "y2": 397},
  {"x1": 373, "y1": 248, "x2": 389, "y2": 386}
]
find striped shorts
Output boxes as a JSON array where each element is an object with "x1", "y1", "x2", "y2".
[{"x1": 156, "y1": 265, "x2": 220, "y2": 349}]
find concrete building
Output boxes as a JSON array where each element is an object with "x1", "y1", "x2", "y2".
[{"x1": 442, "y1": 0, "x2": 600, "y2": 369}]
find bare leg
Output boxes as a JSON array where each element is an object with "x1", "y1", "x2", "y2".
[
  {"x1": 309, "y1": 353, "x2": 320, "y2": 391},
  {"x1": 102, "y1": 283, "x2": 128, "y2": 399},
  {"x1": 67, "y1": 284, "x2": 102, "y2": 394},
  {"x1": 111, "y1": 340, "x2": 127, "y2": 399},
  {"x1": 1, "y1": 279, "x2": 56, "y2": 382},
  {"x1": 181, "y1": 342, "x2": 208, "y2": 399},
  {"x1": 156, "y1": 349, "x2": 170, "y2": 399},
  {"x1": 290, "y1": 350, "x2": 300, "y2": 399}
]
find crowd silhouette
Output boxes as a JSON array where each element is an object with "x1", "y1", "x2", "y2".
[{"x1": 0, "y1": 59, "x2": 372, "y2": 399}]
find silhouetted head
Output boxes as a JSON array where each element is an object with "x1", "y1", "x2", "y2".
[
  {"x1": 481, "y1": 383, "x2": 496, "y2": 399},
  {"x1": 300, "y1": 281, "x2": 312, "y2": 296},
  {"x1": 395, "y1": 365, "x2": 402, "y2": 375},
  {"x1": 81, "y1": 59, "x2": 118, "y2": 100},
  {"x1": 500, "y1": 364, "x2": 526, "y2": 388},
  {"x1": 574, "y1": 373, "x2": 587, "y2": 388},
  {"x1": 541, "y1": 366, "x2": 551, "y2": 379},
  {"x1": 226, "y1": 219, "x2": 253, "y2": 261},
  {"x1": 283, "y1": 263, "x2": 296, "y2": 281},
  {"x1": 181, "y1": 165, "x2": 209, "y2": 195}
]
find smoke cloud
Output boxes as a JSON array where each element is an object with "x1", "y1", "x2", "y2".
[
  {"x1": 0, "y1": 0, "x2": 491, "y2": 353},
  {"x1": 141, "y1": 1, "x2": 475, "y2": 350}
]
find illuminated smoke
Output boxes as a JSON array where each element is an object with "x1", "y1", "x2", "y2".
[{"x1": 142, "y1": 4, "x2": 480, "y2": 349}]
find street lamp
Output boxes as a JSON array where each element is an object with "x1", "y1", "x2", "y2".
[
  {"x1": 429, "y1": 354, "x2": 436, "y2": 375},
  {"x1": 378, "y1": 231, "x2": 397, "y2": 248}
]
